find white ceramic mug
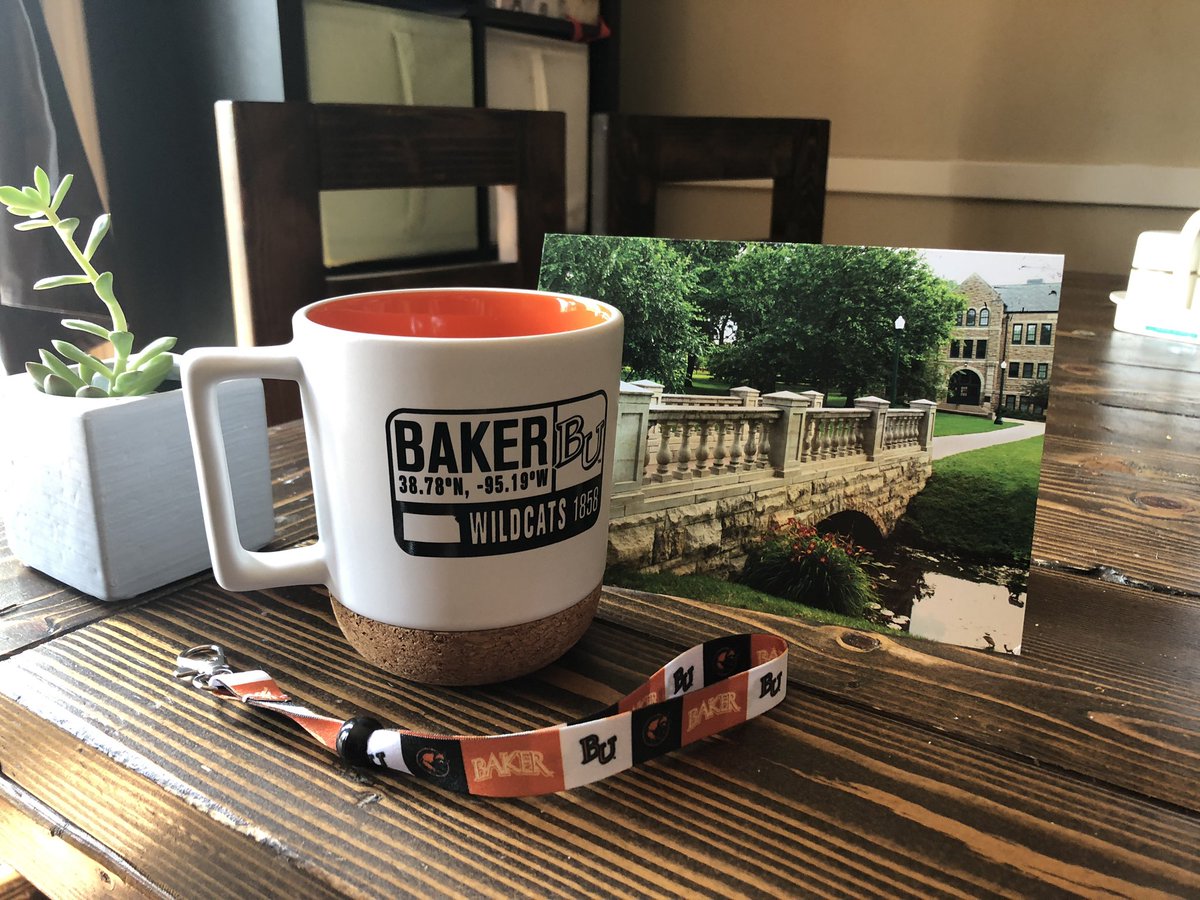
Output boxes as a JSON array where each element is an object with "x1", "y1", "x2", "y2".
[{"x1": 183, "y1": 287, "x2": 623, "y2": 684}]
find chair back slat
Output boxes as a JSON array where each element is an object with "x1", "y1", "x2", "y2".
[
  {"x1": 591, "y1": 113, "x2": 829, "y2": 245},
  {"x1": 215, "y1": 100, "x2": 566, "y2": 423}
]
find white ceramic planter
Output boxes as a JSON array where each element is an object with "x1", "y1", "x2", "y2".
[{"x1": 0, "y1": 367, "x2": 274, "y2": 600}]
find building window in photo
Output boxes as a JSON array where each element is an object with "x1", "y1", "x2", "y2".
[
  {"x1": 966, "y1": 308, "x2": 977, "y2": 326},
  {"x1": 1012, "y1": 323, "x2": 1022, "y2": 344},
  {"x1": 1022, "y1": 362, "x2": 1034, "y2": 378},
  {"x1": 1009, "y1": 362, "x2": 1020, "y2": 377},
  {"x1": 950, "y1": 340, "x2": 960, "y2": 358},
  {"x1": 1026, "y1": 323, "x2": 1037, "y2": 343},
  {"x1": 976, "y1": 340, "x2": 987, "y2": 359},
  {"x1": 1037, "y1": 362, "x2": 1048, "y2": 379},
  {"x1": 964, "y1": 339, "x2": 974, "y2": 358},
  {"x1": 1040, "y1": 323, "x2": 1053, "y2": 345},
  {"x1": 979, "y1": 307, "x2": 990, "y2": 326}
]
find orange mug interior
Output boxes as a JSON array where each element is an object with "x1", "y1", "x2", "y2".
[{"x1": 305, "y1": 289, "x2": 613, "y2": 339}]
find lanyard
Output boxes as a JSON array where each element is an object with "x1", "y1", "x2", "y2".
[{"x1": 173, "y1": 633, "x2": 788, "y2": 798}]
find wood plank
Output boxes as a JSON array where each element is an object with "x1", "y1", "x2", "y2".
[
  {"x1": 594, "y1": 113, "x2": 828, "y2": 243},
  {"x1": 1031, "y1": 274, "x2": 1200, "y2": 588},
  {"x1": 315, "y1": 104, "x2": 534, "y2": 191},
  {"x1": 0, "y1": 776, "x2": 161, "y2": 899},
  {"x1": 0, "y1": 584, "x2": 1196, "y2": 897},
  {"x1": 600, "y1": 572, "x2": 1200, "y2": 812}
]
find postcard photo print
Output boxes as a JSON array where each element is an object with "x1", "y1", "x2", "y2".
[{"x1": 540, "y1": 234, "x2": 1064, "y2": 655}]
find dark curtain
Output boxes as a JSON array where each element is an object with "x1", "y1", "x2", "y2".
[{"x1": 0, "y1": 0, "x2": 107, "y2": 374}]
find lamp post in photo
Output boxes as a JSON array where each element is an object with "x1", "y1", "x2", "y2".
[
  {"x1": 994, "y1": 359, "x2": 1007, "y2": 424},
  {"x1": 890, "y1": 315, "x2": 906, "y2": 406}
]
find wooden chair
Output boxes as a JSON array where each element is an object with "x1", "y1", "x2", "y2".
[
  {"x1": 215, "y1": 100, "x2": 566, "y2": 423},
  {"x1": 589, "y1": 113, "x2": 829, "y2": 244}
]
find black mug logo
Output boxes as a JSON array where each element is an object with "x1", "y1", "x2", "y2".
[{"x1": 387, "y1": 392, "x2": 608, "y2": 559}]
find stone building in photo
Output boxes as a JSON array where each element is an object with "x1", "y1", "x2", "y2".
[{"x1": 941, "y1": 274, "x2": 1060, "y2": 418}]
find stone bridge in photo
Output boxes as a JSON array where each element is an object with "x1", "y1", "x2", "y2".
[{"x1": 607, "y1": 382, "x2": 937, "y2": 574}]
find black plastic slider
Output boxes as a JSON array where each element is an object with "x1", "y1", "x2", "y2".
[{"x1": 336, "y1": 715, "x2": 383, "y2": 767}]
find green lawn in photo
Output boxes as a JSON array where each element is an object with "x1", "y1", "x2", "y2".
[
  {"x1": 899, "y1": 435, "x2": 1045, "y2": 563},
  {"x1": 934, "y1": 411, "x2": 1020, "y2": 437},
  {"x1": 687, "y1": 370, "x2": 732, "y2": 395},
  {"x1": 689, "y1": 370, "x2": 849, "y2": 406},
  {"x1": 604, "y1": 567, "x2": 898, "y2": 635}
]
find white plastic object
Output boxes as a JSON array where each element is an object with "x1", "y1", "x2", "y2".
[{"x1": 1111, "y1": 209, "x2": 1200, "y2": 343}]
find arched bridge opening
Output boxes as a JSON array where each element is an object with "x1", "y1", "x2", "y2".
[{"x1": 814, "y1": 511, "x2": 885, "y2": 551}]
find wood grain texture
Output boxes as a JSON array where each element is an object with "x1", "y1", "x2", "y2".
[
  {"x1": 216, "y1": 101, "x2": 567, "y2": 424},
  {"x1": 601, "y1": 575, "x2": 1200, "y2": 813},
  {"x1": 1032, "y1": 274, "x2": 1200, "y2": 592},
  {"x1": 592, "y1": 113, "x2": 829, "y2": 243},
  {"x1": 0, "y1": 585, "x2": 1197, "y2": 898},
  {"x1": 0, "y1": 775, "x2": 158, "y2": 899}
]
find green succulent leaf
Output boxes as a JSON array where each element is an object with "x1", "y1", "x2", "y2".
[
  {"x1": 5, "y1": 205, "x2": 39, "y2": 217},
  {"x1": 38, "y1": 349, "x2": 87, "y2": 389},
  {"x1": 113, "y1": 369, "x2": 150, "y2": 396},
  {"x1": 0, "y1": 185, "x2": 28, "y2": 207},
  {"x1": 33, "y1": 167, "x2": 51, "y2": 203},
  {"x1": 13, "y1": 219, "x2": 53, "y2": 231},
  {"x1": 34, "y1": 274, "x2": 91, "y2": 290},
  {"x1": 49, "y1": 173, "x2": 73, "y2": 212},
  {"x1": 54, "y1": 217, "x2": 80, "y2": 240},
  {"x1": 95, "y1": 271, "x2": 117, "y2": 305},
  {"x1": 136, "y1": 351, "x2": 174, "y2": 384},
  {"x1": 42, "y1": 373, "x2": 77, "y2": 396},
  {"x1": 25, "y1": 361, "x2": 53, "y2": 383},
  {"x1": 109, "y1": 330, "x2": 134, "y2": 359},
  {"x1": 75, "y1": 384, "x2": 109, "y2": 399},
  {"x1": 21, "y1": 186, "x2": 42, "y2": 206},
  {"x1": 51, "y1": 340, "x2": 113, "y2": 382},
  {"x1": 61, "y1": 318, "x2": 111, "y2": 339},
  {"x1": 130, "y1": 336, "x2": 177, "y2": 368},
  {"x1": 91, "y1": 371, "x2": 112, "y2": 391},
  {"x1": 83, "y1": 214, "x2": 110, "y2": 260}
]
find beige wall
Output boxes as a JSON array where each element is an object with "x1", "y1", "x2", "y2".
[{"x1": 620, "y1": 0, "x2": 1200, "y2": 275}]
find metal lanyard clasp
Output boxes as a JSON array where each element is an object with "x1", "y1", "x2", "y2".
[{"x1": 172, "y1": 644, "x2": 233, "y2": 690}]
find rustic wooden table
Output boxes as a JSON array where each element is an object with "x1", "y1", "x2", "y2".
[{"x1": 2, "y1": 283, "x2": 1199, "y2": 898}]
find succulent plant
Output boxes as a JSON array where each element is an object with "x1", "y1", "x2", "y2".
[{"x1": 0, "y1": 166, "x2": 176, "y2": 397}]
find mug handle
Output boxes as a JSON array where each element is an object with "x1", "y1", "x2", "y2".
[{"x1": 182, "y1": 346, "x2": 329, "y2": 591}]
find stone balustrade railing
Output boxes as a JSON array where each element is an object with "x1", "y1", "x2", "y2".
[
  {"x1": 611, "y1": 381, "x2": 937, "y2": 500},
  {"x1": 882, "y1": 409, "x2": 925, "y2": 450},
  {"x1": 645, "y1": 406, "x2": 781, "y2": 482}
]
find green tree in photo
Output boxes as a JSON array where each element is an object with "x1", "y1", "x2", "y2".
[
  {"x1": 539, "y1": 235, "x2": 705, "y2": 391},
  {"x1": 709, "y1": 244, "x2": 964, "y2": 401},
  {"x1": 1022, "y1": 377, "x2": 1050, "y2": 414}
]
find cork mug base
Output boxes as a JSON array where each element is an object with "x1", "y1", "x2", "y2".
[{"x1": 331, "y1": 583, "x2": 602, "y2": 685}]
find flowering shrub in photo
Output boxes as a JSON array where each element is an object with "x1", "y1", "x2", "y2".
[{"x1": 740, "y1": 518, "x2": 877, "y2": 616}]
